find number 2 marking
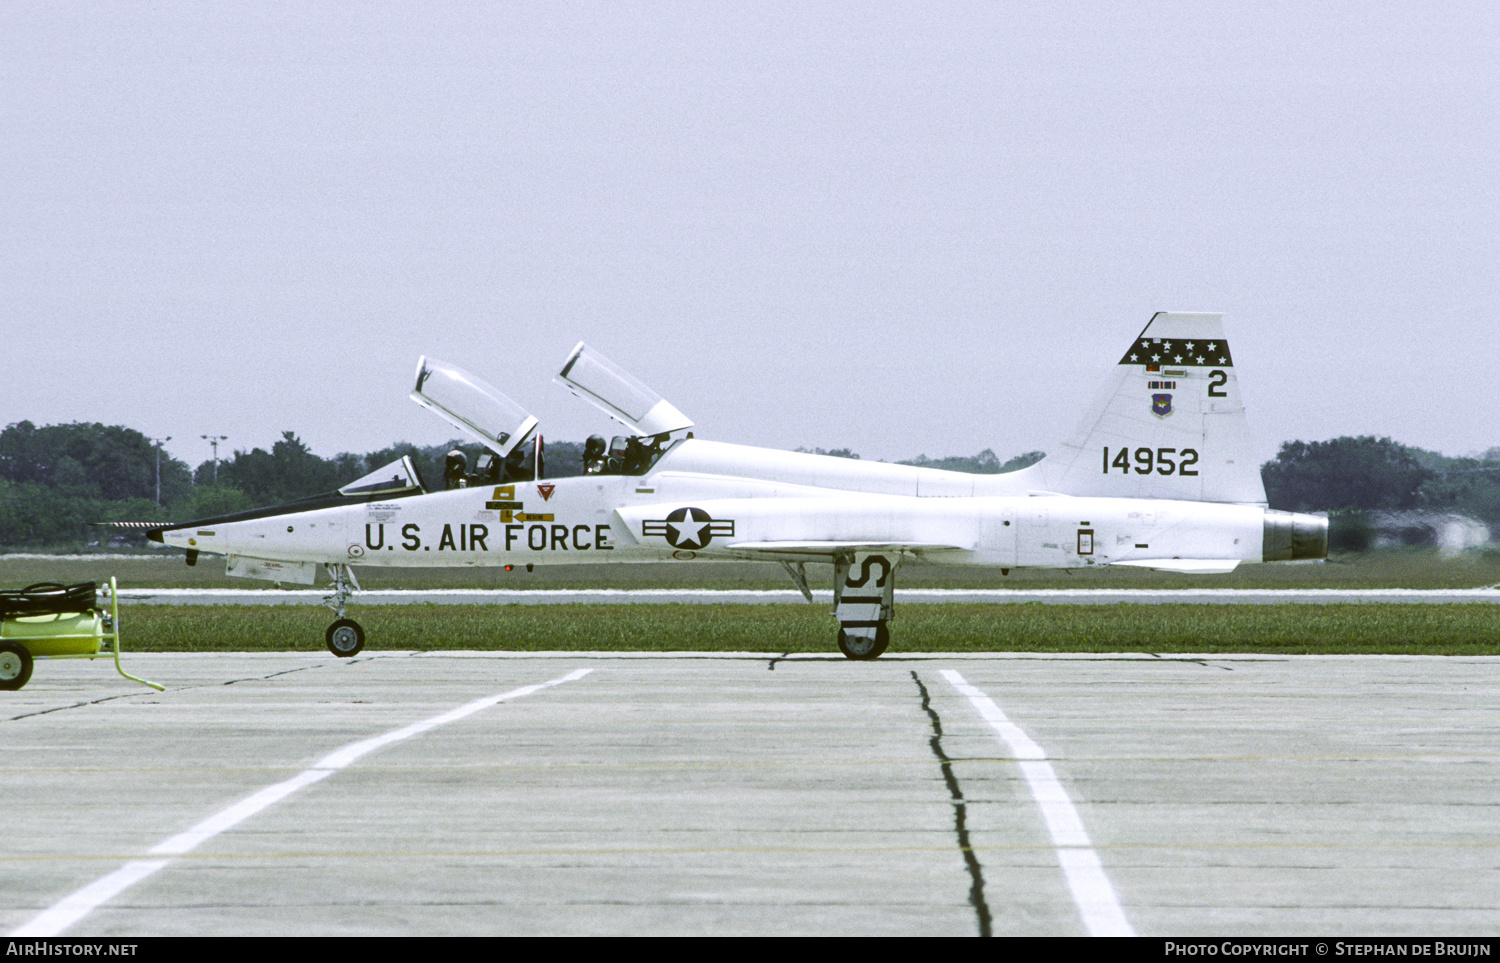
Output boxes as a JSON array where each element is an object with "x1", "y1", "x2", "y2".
[{"x1": 1208, "y1": 369, "x2": 1227, "y2": 397}]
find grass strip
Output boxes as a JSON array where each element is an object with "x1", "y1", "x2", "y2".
[
  {"x1": 8, "y1": 550, "x2": 1500, "y2": 591},
  {"x1": 114, "y1": 603, "x2": 1500, "y2": 656}
]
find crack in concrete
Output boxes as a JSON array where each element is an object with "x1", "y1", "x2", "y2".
[
  {"x1": 912, "y1": 670, "x2": 993, "y2": 937},
  {"x1": 7, "y1": 690, "x2": 149, "y2": 721},
  {"x1": 222, "y1": 663, "x2": 325, "y2": 685},
  {"x1": 6, "y1": 661, "x2": 329, "y2": 719}
]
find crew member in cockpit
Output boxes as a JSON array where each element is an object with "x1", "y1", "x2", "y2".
[
  {"x1": 443, "y1": 449, "x2": 467, "y2": 489},
  {"x1": 504, "y1": 446, "x2": 532, "y2": 482},
  {"x1": 583, "y1": 435, "x2": 608, "y2": 474}
]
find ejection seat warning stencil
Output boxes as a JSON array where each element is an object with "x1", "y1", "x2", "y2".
[{"x1": 484, "y1": 485, "x2": 552, "y2": 522}]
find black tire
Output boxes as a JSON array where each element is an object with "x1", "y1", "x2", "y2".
[
  {"x1": 326, "y1": 619, "x2": 366, "y2": 658},
  {"x1": 0, "y1": 641, "x2": 34, "y2": 690},
  {"x1": 837, "y1": 624, "x2": 890, "y2": 661}
]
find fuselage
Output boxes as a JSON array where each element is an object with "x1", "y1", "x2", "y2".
[
  {"x1": 158, "y1": 439, "x2": 1317, "y2": 574},
  {"x1": 135, "y1": 311, "x2": 1330, "y2": 660}
]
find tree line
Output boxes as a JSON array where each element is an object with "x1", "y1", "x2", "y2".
[
  {"x1": 1, "y1": 420, "x2": 1497, "y2": 549},
  {"x1": 0, "y1": 421, "x2": 589, "y2": 547},
  {"x1": 1261, "y1": 436, "x2": 1500, "y2": 550}
]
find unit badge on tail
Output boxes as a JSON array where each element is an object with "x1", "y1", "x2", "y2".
[{"x1": 1152, "y1": 393, "x2": 1173, "y2": 417}]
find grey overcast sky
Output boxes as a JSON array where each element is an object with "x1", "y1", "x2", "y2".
[{"x1": 3, "y1": 2, "x2": 1497, "y2": 470}]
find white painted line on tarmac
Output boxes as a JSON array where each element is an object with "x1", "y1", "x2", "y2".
[
  {"x1": 11, "y1": 859, "x2": 172, "y2": 939},
  {"x1": 0, "y1": 553, "x2": 177, "y2": 561},
  {"x1": 940, "y1": 669, "x2": 1135, "y2": 938},
  {"x1": 10, "y1": 667, "x2": 594, "y2": 938},
  {"x1": 115, "y1": 586, "x2": 1500, "y2": 605}
]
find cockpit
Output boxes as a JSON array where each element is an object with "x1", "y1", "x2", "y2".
[
  {"x1": 431, "y1": 442, "x2": 550, "y2": 490},
  {"x1": 555, "y1": 342, "x2": 693, "y2": 477},
  {"x1": 583, "y1": 432, "x2": 678, "y2": 477},
  {"x1": 408, "y1": 345, "x2": 693, "y2": 487},
  {"x1": 410, "y1": 356, "x2": 551, "y2": 489}
]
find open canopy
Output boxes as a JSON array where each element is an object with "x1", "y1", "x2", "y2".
[
  {"x1": 410, "y1": 356, "x2": 538, "y2": 458},
  {"x1": 555, "y1": 342, "x2": 694, "y2": 437}
]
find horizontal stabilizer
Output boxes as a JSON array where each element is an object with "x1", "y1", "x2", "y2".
[{"x1": 1112, "y1": 559, "x2": 1241, "y2": 574}]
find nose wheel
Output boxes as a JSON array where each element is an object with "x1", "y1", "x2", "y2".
[{"x1": 326, "y1": 618, "x2": 366, "y2": 657}]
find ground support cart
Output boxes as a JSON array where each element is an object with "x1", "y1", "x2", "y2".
[{"x1": 0, "y1": 578, "x2": 162, "y2": 691}]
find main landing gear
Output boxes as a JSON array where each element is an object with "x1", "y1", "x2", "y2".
[
  {"x1": 833, "y1": 552, "x2": 897, "y2": 660},
  {"x1": 323, "y1": 563, "x2": 365, "y2": 657}
]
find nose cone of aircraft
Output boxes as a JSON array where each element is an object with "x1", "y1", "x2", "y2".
[{"x1": 1262, "y1": 510, "x2": 1328, "y2": 562}]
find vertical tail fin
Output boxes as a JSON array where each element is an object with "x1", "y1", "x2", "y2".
[{"x1": 1033, "y1": 312, "x2": 1267, "y2": 504}]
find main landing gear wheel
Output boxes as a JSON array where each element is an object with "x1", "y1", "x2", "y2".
[
  {"x1": 0, "y1": 641, "x2": 34, "y2": 690},
  {"x1": 837, "y1": 625, "x2": 890, "y2": 661},
  {"x1": 326, "y1": 619, "x2": 366, "y2": 658}
]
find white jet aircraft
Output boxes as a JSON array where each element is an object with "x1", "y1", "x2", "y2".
[{"x1": 131, "y1": 312, "x2": 1326, "y2": 659}]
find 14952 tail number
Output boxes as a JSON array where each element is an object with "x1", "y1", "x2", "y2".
[{"x1": 1103, "y1": 446, "x2": 1199, "y2": 475}]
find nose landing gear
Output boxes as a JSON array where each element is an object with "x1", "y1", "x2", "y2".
[{"x1": 322, "y1": 563, "x2": 365, "y2": 657}]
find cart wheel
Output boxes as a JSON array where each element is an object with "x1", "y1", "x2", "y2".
[
  {"x1": 326, "y1": 619, "x2": 365, "y2": 658},
  {"x1": 0, "y1": 642, "x2": 34, "y2": 690}
]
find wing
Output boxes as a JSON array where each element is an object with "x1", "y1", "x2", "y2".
[
  {"x1": 724, "y1": 540, "x2": 967, "y2": 560},
  {"x1": 614, "y1": 497, "x2": 977, "y2": 561}
]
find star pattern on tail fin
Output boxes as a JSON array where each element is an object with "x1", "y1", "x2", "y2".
[{"x1": 1119, "y1": 338, "x2": 1233, "y2": 367}]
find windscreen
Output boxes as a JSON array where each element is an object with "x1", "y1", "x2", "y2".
[{"x1": 338, "y1": 455, "x2": 424, "y2": 496}]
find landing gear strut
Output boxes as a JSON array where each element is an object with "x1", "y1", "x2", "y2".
[
  {"x1": 323, "y1": 563, "x2": 365, "y2": 657},
  {"x1": 833, "y1": 552, "x2": 897, "y2": 660}
]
